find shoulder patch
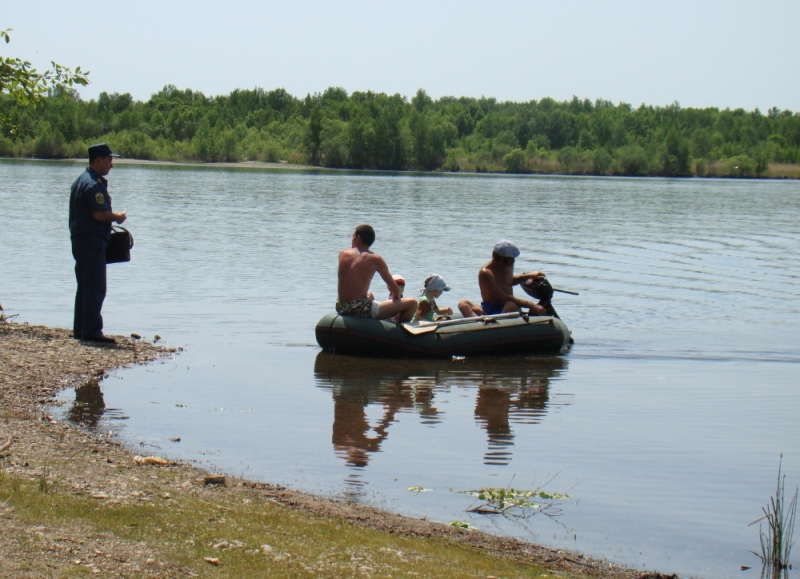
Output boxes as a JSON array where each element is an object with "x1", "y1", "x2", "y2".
[{"x1": 95, "y1": 192, "x2": 105, "y2": 205}]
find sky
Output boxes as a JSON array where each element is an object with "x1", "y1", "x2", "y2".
[{"x1": 2, "y1": 0, "x2": 799, "y2": 111}]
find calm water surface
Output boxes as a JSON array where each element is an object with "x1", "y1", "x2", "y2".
[{"x1": 1, "y1": 159, "x2": 798, "y2": 578}]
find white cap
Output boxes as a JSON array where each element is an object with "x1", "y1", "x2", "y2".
[
  {"x1": 425, "y1": 274, "x2": 450, "y2": 292},
  {"x1": 493, "y1": 239, "x2": 520, "y2": 258}
]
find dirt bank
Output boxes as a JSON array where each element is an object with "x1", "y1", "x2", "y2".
[{"x1": 0, "y1": 321, "x2": 665, "y2": 578}]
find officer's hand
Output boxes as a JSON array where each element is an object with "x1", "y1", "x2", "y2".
[{"x1": 115, "y1": 212, "x2": 127, "y2": 224}]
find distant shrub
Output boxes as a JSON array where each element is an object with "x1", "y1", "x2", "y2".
[
  {"x1": 557, "y1": 147, "x2": 592, "y2": 174},
  {"x1": 502, "y1": 148, "x2": 527, "y2": 173},
  {"x1": 33, "y1": 121, "x2": 67, "y2": 158},
  {"x1": 722, "y1": 155, "x2": 756, "y2": 177},
  {"x1": 613, "y1": 145, "x2": 651, "y2": 176},
  {"x1": 591, "y1": 148, "x2": 613, "y2": 175},
  {"x1": 0, "y1": 135, "x2": 17, "y2": 157},
  {"x1": 442, "y1": 149, "x2": 461, "y2": 172},
  {"x1": 490, "y1": 143, "x2": 512, "y2": 162},
  {"x1": 528, "y1": 154, "x2": 560, "y2": 174},
  {"x1": 116, "y1": 130, "x2": 156, "y2": 160},
  {"x1": 286, "y1": 151, "x2": 306, "y2": 165}
]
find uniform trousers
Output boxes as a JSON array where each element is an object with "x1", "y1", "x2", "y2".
[{"x1": 71, "y1": 236, "x2": 108, "y2": 339}]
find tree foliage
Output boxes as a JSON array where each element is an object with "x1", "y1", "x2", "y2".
[
  {"x1": 0, "y1": 28, "x2": 89, "y2": 131},
  {"x1": 1, "y1": 78, "x2": 799, "y2": 178}
]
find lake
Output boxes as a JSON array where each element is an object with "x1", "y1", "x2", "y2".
[{"x1": 1, "y1": 159, "x2": 798, "y2": 578}]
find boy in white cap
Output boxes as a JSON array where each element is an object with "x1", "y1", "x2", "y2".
[
  {"x1": 457, "y1": 240, "x2": 548, "y2": 317},
  {"x1": 387, "y1": 274, "x2": 406, "y2": 301},
  {"x1": 413, "y1": 274, "x2": 454, "y2": 323}
]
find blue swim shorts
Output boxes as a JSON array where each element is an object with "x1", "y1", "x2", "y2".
[{"x1": 480, "y1": 302, "x2": 506, "y2": 315}]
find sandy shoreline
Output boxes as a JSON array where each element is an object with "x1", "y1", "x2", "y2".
[
  {"x1": 3, "y1": 155, "x2": 797, "y2": 179},
  {"x1": 0, "y1": 321, "x2": 662, "y2": 578},
  {"x1": 106, "y1": 157, "x2": 317, "y2": 171}
]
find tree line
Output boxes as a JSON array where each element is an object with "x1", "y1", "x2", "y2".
[{"x1": 1, "y1": 85, "x2": 799, "y2": 178}]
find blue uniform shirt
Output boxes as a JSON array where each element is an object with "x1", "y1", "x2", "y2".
[{"x1": 69, "y1": 168, "x2": 112, "y2": 240}]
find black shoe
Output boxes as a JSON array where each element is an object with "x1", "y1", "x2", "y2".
[{"x1": 83, "y1": 334, "x2": 117, "y2": 344}]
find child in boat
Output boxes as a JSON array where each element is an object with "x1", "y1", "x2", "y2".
[
  {"x1": 386, "y1": 275, "x2": 406, "y2": 322},
  {"x1": 414, "y1": 274, "x2": 453, "y2": 323}
]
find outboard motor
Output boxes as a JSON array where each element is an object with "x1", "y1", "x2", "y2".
[{"x1": 521, "y1": 277, "x2": 560, "y2": 319}]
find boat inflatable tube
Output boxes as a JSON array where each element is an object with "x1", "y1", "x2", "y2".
[{"x1": 315, "y1": 312, "x2": 572, "y2": 358}]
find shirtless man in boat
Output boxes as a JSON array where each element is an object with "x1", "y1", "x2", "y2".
[
  {"x1": 336, "y1": 224, "x2": 418, "y2": 323},
  {"x1": 457, "y1": 239, "x2": 549, "y2": 317}
]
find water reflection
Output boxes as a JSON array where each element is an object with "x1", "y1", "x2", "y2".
[
  {"x1": 474, "y1": 358, "x2": 564, "y2": 465},
  {"x1": 64, "y1": 380, "x2": 130, "y2": 429},
  {"x1": 66, "y1": 380, "x2": 106, "y2": 428},
  {"x1": 314, "y1": 352, "x2": 570, "y2": 472}
]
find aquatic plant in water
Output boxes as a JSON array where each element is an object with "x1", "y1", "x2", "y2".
[
  {"x1": 407, "y1": 486, "x2": 433, "y2": 493},
  {"x1": 462, "y1": 486, "x2": 569, "y2": 519},
  {"x1": 750, "y1": 456, "x2": 797, "y2": 579}
]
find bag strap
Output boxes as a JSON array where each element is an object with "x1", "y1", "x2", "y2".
[{"x1": 110, "y1": 225, "x2": 134, "y2": 249}]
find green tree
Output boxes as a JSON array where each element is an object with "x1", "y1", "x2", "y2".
[
  {"x1": 0, "y1": 28, "x2": 89, "y2": 130},
  {"x1": 412, "y1": 88, "x2": 432, "y2": 112},
  {"x1": 304, "y1": 105, "x2": 322, "y2": 164},
  {"x1": 661, "y1": 129, "x2": 691, "y2": 176},
  {"x1": 2, "y1": 74, "x2": 799, "y2": 176},
  {"x1": 319, "y1": 118, "x2": 349, "y2": 167}
]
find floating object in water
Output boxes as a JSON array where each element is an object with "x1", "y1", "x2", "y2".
[{"x1": 315, "y1": 311, "x2": 571, "y2": 358}]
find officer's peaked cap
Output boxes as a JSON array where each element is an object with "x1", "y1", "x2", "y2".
[{"x1": 88, "y1": 143, "x2": 120, "y2": 160}]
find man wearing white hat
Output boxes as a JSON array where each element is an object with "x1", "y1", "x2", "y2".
[{"x1": 457, "y1": 240, "x2": 548, "y2": 317}]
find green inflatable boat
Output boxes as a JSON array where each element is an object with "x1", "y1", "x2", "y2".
[{"x1": 315, "y1": 311, "x2": 572, "y2": 358}]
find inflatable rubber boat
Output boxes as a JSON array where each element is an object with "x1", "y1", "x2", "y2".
[{"x1": 315, "y1": 311, "x2": 572, "y2": 358}]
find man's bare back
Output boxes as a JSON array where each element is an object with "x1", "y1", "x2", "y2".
[
  {"x1": 337, "y1": 247, "x2": 387, "y2": 303},
  {"x1": 336, "y1": 225, "x2": 417, "y2": 323}
]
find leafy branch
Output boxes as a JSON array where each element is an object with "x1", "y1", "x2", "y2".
[{"x1": 0, "y1": 28, "x2": 89, "y2": 131}]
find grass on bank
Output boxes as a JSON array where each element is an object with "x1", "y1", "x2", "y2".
[{"x1": 0, "y1": 470, "x2": 557, "y2": 579}]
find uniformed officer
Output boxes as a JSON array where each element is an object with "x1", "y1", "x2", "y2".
[{"x1": 69, "y1": 143, "x2": 126, "y2": 343}]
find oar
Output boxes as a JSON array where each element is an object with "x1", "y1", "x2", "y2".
[
  {"x1": 402, "y1": 324, "x2": 442, "y2": 336},
  {"x1": 402, "y1": 312, "x2": 528, "y2": 336},
  {"x1": 553, "y1": 287, "x2": 579, "y2": 295},
  {"x1": 424, "y1": 312, "x2": 521, "y2": 328}
]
